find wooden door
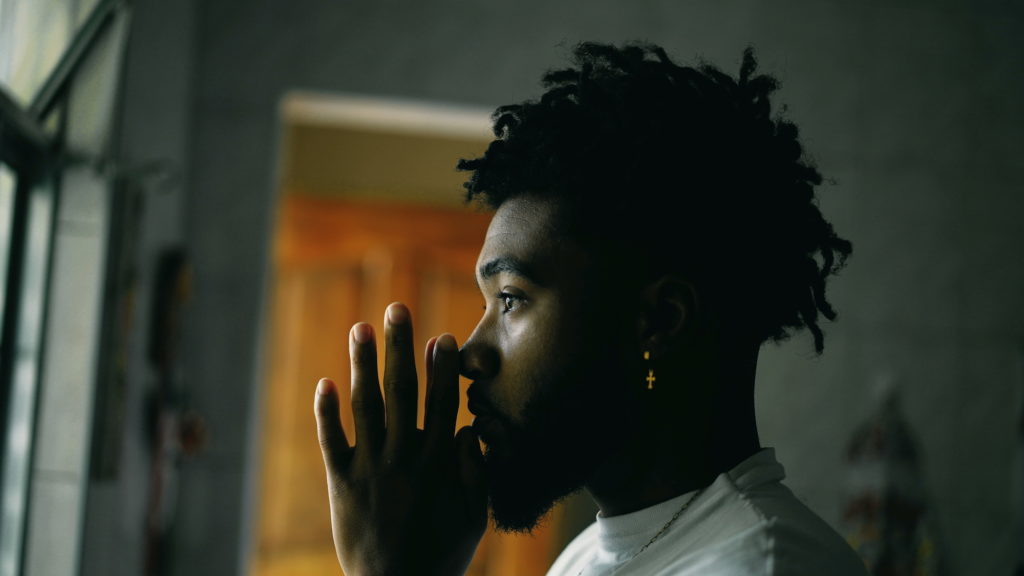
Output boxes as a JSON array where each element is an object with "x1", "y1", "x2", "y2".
[{"x1": 253, "y1": 195, "x2": 563, "y2": 576}]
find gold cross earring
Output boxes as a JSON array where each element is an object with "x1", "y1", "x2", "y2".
[{"x1": 644, "y1": 350, "x2": 656, "y2": 390}]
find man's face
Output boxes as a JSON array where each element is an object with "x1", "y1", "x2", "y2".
[{"x1": 460, "y1": 195, "x2": 638, "y2": 533}]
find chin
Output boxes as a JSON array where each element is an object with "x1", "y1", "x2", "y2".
[
  {"x1": 483, "y1": 439, "x2": 592, "y2": 534},
  {"x1": 479, "y1": 360, "x2": 634, "y2": 533}
]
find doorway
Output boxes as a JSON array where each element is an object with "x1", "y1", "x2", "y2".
[{"x1": 252, "y1": 93, "x2": 568, "y2": 576}]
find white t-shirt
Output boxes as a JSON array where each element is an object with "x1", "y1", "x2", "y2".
[{"x1": 547, "y1": 448, "x2": 868, "y2": 576}]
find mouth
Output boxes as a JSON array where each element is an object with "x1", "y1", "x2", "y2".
[
  {"x1": 466, "y1": 389, "x2": 504, "y2": 446},
  {"x1": 466, "y1": 384, "x2": 491, "y2": 417},
  {"x1": 467, "y1": 399, "x2": 489, "y2": 418},
  {"x1": 471, "y1": 413, "x2": 502, "y2": 446}
]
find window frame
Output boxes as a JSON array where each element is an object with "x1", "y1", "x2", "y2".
[{"x1": 0, "y1": 1, "x2": 128, "y2": 573}]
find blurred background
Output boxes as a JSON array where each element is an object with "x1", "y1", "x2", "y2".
[{"x1": 0, "y1": 0, "x2": 1022, "y2": 575}]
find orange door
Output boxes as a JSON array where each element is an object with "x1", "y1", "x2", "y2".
[{"x1": 254, "y1": 195, "x2": 563, "y2": 576}]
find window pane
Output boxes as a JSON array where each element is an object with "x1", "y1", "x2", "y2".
[
  {"x1": 0, "y1": 165, "x2": 14, "y2": 335},
  {"x1": 74, "y1": 0, "x2": 102, "y2": 29},
  {"x1": 0, "y1": 0, "x2": 102, "y2": 106},
  {"x1": 0, "y1": 178, "x2": 54, "y2": 576},
  {"x1": 0, "y1": 0, "x2": 73, "y2": 105}
]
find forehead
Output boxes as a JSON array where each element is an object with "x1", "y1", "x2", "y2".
[
  {"x1": 476, "y1": 196, "x2": 570, "y2": 280},
  {"x1": 487, "y1": 195, "x2": 559, "y2": 242}
]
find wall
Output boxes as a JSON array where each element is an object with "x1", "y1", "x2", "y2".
[
  {"x1": 166, "y1": 1, "x2": 1024, "y2": 575},
  {"x1": 79, "y1": 1, "x2": 195, "y2": 575}
]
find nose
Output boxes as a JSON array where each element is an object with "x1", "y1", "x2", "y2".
[{"x1": 459, "y1": 325, "x2": 499, "y2": 381}]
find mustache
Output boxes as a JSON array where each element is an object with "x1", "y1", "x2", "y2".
[
  {"x1": 466, "y1": 384, "x2": 497, "y2": 418},
  {"x1": 466, "y1": 384, "x2": 520, "y2": 431}
]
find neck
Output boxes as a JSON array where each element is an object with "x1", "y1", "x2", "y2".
[{"x1": 585, "y1": 337, "x2": 761, "y2": 517}]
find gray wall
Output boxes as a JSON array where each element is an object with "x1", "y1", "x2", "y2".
[
  {"x1": 110, "y1": 1, "x2": 1024, "y2": 575},
  {"x1": 80, "y1": 1, "x2": 195, "y2": 575}
]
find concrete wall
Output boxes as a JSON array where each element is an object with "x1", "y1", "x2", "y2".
[{"x1": 128, "y1": 0, "x2": 1024, "y2": 574}]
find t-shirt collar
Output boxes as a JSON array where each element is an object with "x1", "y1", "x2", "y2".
[{"x1": 593, "y1": 447, "x2": 784, "y2": 559}]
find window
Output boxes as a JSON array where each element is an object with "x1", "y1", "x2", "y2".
[
  {"x1": 0, "y1": 0, "x2": 102, "y2": 105},
  {"x1": 0, "y1": 1, "x2": 129, "y2": 574}
]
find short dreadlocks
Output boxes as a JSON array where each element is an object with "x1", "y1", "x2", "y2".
[{"x1": 458, "y1": 42, "x2": 852, "y2": 354}]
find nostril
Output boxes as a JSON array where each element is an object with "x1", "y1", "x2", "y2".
[
  {"x1": 459, "y1": 342, "x2": 498, "y2": 381},
  {"x1": 459, "y1": 346, "x2": 481, "y2": 380}
]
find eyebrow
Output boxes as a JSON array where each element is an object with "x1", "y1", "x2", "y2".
[{"x1": 478, "y1": 256, "x2": 541, "y2": 285}]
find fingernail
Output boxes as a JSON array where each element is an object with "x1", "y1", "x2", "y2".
[
  {"x1": 437, "y1": 333, "x2": 457, "y2": 352},
  {"x1": 317, "y1": 378, "x2": 333, "y2": 395},
  {"x1": 352, "y1": 323, "x2": 373, "y2": 343},
  {"x1": 387, "y1": 302, "x2": 409, "y2": 325}
]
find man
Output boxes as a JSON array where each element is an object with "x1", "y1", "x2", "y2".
[{"x1": 314, "y1": 42, "x2": 868, "y2": 575}]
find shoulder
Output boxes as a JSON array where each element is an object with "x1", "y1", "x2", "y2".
[
  {"x1": 547, "y1": 485, "x2": 868, "y2": 576},
  {"x1": 695, "y1": 448, "x2": 869, "y2": 575},
  {"x1": 681, "y1": 475, "x2": 869, "y2": 576},
  {"x1": 548, "y1": 449, "x2": 869, "y2": 576}
]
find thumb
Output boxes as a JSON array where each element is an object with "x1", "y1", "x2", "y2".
[{"x1": 455, "y1": 426, "x2": 488, "y2": 530}]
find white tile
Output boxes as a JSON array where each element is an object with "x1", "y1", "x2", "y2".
[
  {"x1": 24, "y1": 479, "x2": 84, "y2": 576},
  {"x1": 58, "y1": 168, "x2": 108, "y2": 230},
  {"x1": 33, "y1": 229, "x2": 106, "y2": 475}
]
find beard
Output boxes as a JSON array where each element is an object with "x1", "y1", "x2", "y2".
[
  {"x1": 479, "y1": 354, "x2": 637, "y2": 534},
  {"x1": 482, "y1": 423, "x2": 594, "y2": 533}
]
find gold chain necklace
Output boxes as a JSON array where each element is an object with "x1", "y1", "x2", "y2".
[{"x1": 576, "y1": 487, "x2": 705, "y2": 576}]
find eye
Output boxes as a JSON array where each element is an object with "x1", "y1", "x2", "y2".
[{"x1": 497, "y1": 291, "x2": 524, "y2": 314}]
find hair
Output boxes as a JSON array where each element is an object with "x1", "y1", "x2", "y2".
[{"x1": 457, "y1": 42, "x2": 852, "y2": 354}]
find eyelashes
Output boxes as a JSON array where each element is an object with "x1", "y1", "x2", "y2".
[
  {"x1": 482, "y1": 291, "x2": 527, "y2": 314},
  {"x1": 497, "y1": 291, "x2": 524, "y2": 314}
]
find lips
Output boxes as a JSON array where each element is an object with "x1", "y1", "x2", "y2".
[
  {"x1": 471, "y1": 414, "x2": 503, "y2": 446},
  {"x1": 466, "y1": 385, "x2": 493, "y2": 417},
  {"x1": 467, "y1": 390, "x2": 506, "y2": 446},
  {"x1": 469, "y1": 405, "x2": 501, "y2": 443}
]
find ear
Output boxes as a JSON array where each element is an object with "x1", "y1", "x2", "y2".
[{"x1": 636, "y1": 275, "x2": 699, "y2": 357}]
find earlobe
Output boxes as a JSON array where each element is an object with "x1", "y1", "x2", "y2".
[{"x1": 636, "y1": 275, "x2": 698, "y2": 357}]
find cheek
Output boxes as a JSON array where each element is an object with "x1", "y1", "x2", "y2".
[
  {"x1": 504, "y1": 312, "x2": 625, "y2": 427},
  {"x1": 493, "y1": 302, "x2": 568, "y2": 424}
]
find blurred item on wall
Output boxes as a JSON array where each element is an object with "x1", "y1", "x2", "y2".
[{"x1": 842, "y1": 379, "x2": 944, "y2": 576}]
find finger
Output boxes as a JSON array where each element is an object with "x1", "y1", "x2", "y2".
[
  {"x1": 314, "y1": 378, "x2": 351, "y2": 476},
  {"x1": 350, "y1": 322, "x2": 384, "y2": 456},
  {"x1": 425, "y1": 334, "x2": 459, "y2": 453},
  {"x1": 456, "y1": 426, "x2": 488, "y2": 532},
  {"x1": 383, "y1": 302, "x2": 418, "y2": 458},
  {"x1": 424, "y1": 336, "x2": 438, "y2": 413}
]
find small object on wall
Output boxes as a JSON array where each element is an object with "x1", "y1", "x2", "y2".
[
  {"x1": 841, "y1": 380, "x2": 944, "y2": 576},
  {"x1": 144, "y1": 248, "x2": 201, "y2": 576}
]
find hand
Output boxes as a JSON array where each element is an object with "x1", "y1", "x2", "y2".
[{"x1": 314, "y1": 302, "x2": 488, "y2": 576}]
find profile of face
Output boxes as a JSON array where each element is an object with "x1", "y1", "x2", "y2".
[{"x1": 460, "y1": 195, "x2": 642, "y2": 533}]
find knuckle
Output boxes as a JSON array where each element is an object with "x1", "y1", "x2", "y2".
[
  {"x1": 385, "y1": 376, "x2": 414, "y2": 394},
  {"x1": 351, "y1": 348, "x2": 375, "y2": 368},
  {"x1": 379, "y1": 457, "x2": 398, "y2": 473},
  {"x1": 383, "y1": 365, "x2": 415, "y2": 391},
  {"x1": 318, "y1": 433, "x2": 334, "y2": 451},
  {"x1": 350, "y1": 398, "x2": 382, "y2": 412},
  {"x1": 387, "y1": 325, "x2": 412, "y2": 348},
  {"x1": 328, "y1": 476, "x2": 347, "y2": 499},
  {"x1": 351, "y1": 451, "x2": 380, "y2": 478}
]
